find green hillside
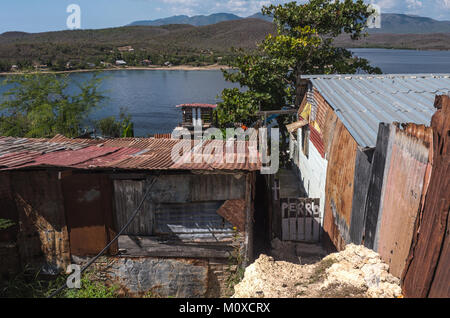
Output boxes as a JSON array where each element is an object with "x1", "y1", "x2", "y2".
[{"x1": 0, "y1": 17, "x2": 449, "y2": 73}]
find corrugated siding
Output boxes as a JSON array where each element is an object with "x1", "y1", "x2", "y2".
[
  {"x1": 305, "y1": 74, "x2": 450, "y2": 148},
  {"x1": 402, "y1": 96, "x2": 450, "y2": 298},
  {"x1": 323, "y1": 118, "x2": 358, "y2": 251},
  {"x1": 376, "y1": 125, "x2": 432, "y2": 278},
  {"x1": 154, "y1": 201, "x2": 233, "y2": 241}
]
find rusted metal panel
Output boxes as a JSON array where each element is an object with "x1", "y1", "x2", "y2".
[
  {"x1": 154, "y1": 133, "x2": 173, "y2": 139},
  {"x1": 11, "y1": 171, "x2": 70, "y2": 271},
  {"x1": 216, "y1": 199, "x2": 246, "y2": 232},
  {"x1": 62, "y1": 174, "x2": 117, "y2": 256},
  {"x1": 309, "y1": 126, "x2": 325, "y2": 158},
  {"x1": 402, "y1": 95, "x2": 450, "y2": 298},
  {"x1": 0, "y1": 137, "x2": 261, "y2": 172},
  {"x1": 323, "y1": 119, "x2": 358, "y2": 251},
  {"x1": 377, "y1": 125, "x2": 432, "y2": 278}
]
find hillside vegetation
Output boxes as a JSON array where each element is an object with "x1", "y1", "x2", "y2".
[{"x1": 0, "y1": 17, "x2": 449, "y2": 72}]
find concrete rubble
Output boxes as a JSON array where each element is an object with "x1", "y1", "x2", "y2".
[{"x1": 233, "y1": 243, "x2": 402, "y2": 298}]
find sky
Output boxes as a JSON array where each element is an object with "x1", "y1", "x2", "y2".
[{"x1": 0, "y1": 0, "x2": 449, "y2": 34}]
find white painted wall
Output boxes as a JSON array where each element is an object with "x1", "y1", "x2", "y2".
[{"x1": 291, "y1": 128, "x2": 328, "y2": 224}]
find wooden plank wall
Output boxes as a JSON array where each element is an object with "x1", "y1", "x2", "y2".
[{"x1": 402, "y1": 95, "x2": 450, "y2": 298}]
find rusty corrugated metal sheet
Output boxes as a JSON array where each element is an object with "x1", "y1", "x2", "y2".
[
  {"x1": 33, "y1": 146, "x2": 121, "y2": 166},
  {"x1": 0, "y1": 136, "x2": 87, "y2": 154},
  {"x1": 313, "y1": 89, "x2": 329, "y2": 132},
  {"x1": 376, "y1": 124, "x2": 432, "y2": 278},
  {"x1": 0, "y1": 136, "x2": 261, "y2": 172},
  {"x1": 402, "y1": 95, "x2": 450, "y2": 298},
  {"x1": 310, "y1": 126, "x2": 325, "y2": 159},
  {"x1": 49, "y1": 134, "x2": 103, "y2": 145},
  {"x1": 176, "y1": 103, "x2": 217, "y2": 108},
  {"x1": 0, "y1": 152, "x2": 42, "y2": 168},
  {"x1": 322, "y1": 118, "x2": 358, "y2": 251},
  {"x1": 154, "y1": 133, "x2": 173, "y2": 139}
]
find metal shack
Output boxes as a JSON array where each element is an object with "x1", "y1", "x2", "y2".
[
  {"x1": 0, "y1": 135, "x2": 261, "y2": 297},
  {"x1": 288, "y1": 74, "x2": 450, "y2": 282}
]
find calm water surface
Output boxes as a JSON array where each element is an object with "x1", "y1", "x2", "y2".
[{"x1": 1, "y1": 49, "x2": 449, "y2": 136}]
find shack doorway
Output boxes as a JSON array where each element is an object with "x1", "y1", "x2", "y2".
[
  {"x1": 61, "y1": 173, "x2": 117, "y2": 256},
  {"x1": 253, "y1": 173, "x2": 271, "y2": 257}
]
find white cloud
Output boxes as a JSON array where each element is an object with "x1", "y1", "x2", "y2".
[
  {"x1": 406, "y1": 0, "x2": 423, "y2": 9},
  {"x1": 158, "y1": 0, "x2": 291, "y2": 17},
  {"x1": 373, "y1": 0, "x2": 450, "y2": 20},
  {"x1": 150, "y1": 0, "x2": 450, "y2": 20}
]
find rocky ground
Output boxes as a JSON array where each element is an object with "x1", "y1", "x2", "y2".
[{"x1": 233, "y1": 241, "x2": 402, "y2": 298}]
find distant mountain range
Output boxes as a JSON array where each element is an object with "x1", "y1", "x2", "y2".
[
  {"x1": 128, "y1": 12, "x2": 450, "y2": 34},
  {"x1": 128, "y1": 13, "x2": 272, "y2": 27}
]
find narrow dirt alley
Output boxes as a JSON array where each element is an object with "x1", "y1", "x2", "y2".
[{"x1": 234, "y1": 240, "x2": 402, "y2": 298}]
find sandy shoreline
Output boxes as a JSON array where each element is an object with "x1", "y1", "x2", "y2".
[{"x1": 0, "y1": 64, "x2": 232, "y2": 76}]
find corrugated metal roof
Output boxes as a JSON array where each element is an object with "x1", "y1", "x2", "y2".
[
  {"x1": 0, "y1": 136, "x2": 261, "y2": 172},
  {"x1": 176, "y1": 103, "x2": 217, "y2": 108},
  {"x1": 303, "y1": 74, "x2": 450, "y2": 148}
]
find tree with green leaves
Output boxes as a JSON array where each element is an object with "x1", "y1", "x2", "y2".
[
  {"x1": 216, "y1": 0, "x2": 381, "y2": 130},
  {"x1": 95, "y1": 108, "x2": 134, "y2": 138},
  {"x1": 0, "y1": 73, "x2": 105, "y2": 138}
]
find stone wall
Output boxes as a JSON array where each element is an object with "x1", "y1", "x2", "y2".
[{"x1": 81, "y1": 256, "x2": 239, "y2": 298}]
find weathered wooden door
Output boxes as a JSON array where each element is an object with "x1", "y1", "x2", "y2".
[
  {"x1": 62, "y1": 174, "x2": 117, "y2": 256},
  {"x1": 281, "y1": 198, "x2": 321, "y2": 242}
]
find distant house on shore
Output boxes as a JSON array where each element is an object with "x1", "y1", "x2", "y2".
[
  {"x1": 141, "y1": 59, "x2": 152, "y2": 66},
  {"x1": 117, "y1": 45, "x2": 134, "y2": 52},
  {"x1": 34, "y1": 64, "x2": 48, "y2": 71},
  {"x1": 100, "y1": 61, "x2": 112, "y2": 67},
  {"x1": 10, "y1": 65, "x2": 18, "y2": 72},
  {"x1": 115, "y1": 60, "x2": 127, "y2": 66}
]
